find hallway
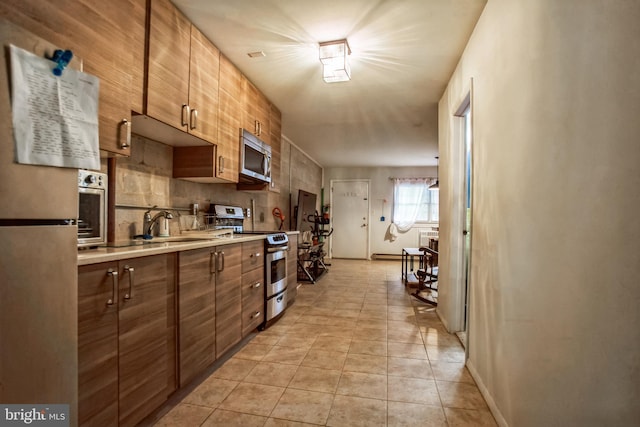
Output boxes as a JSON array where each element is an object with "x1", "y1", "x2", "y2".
[{"x1": 153, "y1": 259, "x2": 496, "y2": 426}]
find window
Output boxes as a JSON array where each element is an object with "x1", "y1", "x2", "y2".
[{"x1": 392, "y1": 178, "x2": 438, "y2": 231}]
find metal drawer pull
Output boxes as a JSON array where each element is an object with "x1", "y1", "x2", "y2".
[
  {"x1": 123, "y1": 265, "x2": 134, "y2": 300},
  {"x1": 251, "y1": 311, "x2": 261, "y2": 319},
  {"x1": 181, "y1": 104, "x2": 190, "y2": 127},
  {"x1": 106, "y1": 269, "x2": 118, "y2": 306},
  {"x1": 251, "y1": 282, "x2": 261, "y2": 289},
  {"x1": 250, "y1": 252, "x2": 261, "y2": 258}
]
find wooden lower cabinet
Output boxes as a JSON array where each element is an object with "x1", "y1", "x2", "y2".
[
  {"x1": 214, "y1": 243, "x2": 243, "y2": 358},
  {"x1": 242, "y1": 267, "x2": 265, "y2": 336},
  {"x1": 178, "y1": 247, "x2": 216, "y2": 387},
  {"x1": 287, "y1": 237, "x2": 299, "y2": 302},
  {"x1": 242, "y1": 240, "x2": 266, "y2": 336},
  {"x1": 78, "y1": 254, "x2": 176, "y2": 427}
]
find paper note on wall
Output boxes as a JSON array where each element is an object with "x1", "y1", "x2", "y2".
[{"x1": 9, "y1": 44, "x2": 100, "y2": 170}]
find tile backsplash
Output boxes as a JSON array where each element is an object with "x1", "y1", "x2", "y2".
[{"x1": 111, "y1": 134, "x2": 321, "y2": 241}]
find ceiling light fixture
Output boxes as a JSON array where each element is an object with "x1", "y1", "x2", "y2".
[
  {"x1": 429, "y1": 156, "x2": 439, "y2": 190},
  {"x1": 319, "y1": 39, "x2": 351, "y2": 83}
]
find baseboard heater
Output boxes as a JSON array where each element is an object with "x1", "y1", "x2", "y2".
[{"x1": 371, "y1": 253, "x2": 403, "y2": 261}]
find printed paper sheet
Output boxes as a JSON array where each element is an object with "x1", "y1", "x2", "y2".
[{"x1": 9, "y1": 44, "x2": 100, "y2": 170}]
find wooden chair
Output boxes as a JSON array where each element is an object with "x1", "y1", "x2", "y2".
[{"x1": 411, "y1": 246, "x2": 438, "y2": 306}]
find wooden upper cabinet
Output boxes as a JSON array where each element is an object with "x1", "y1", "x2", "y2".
[
  {"x1": 0, "y1": 0, "x2": 138, "y2": 156},
  {"x1": 147, "y1": 0, "x2": 191, "y2": 131},
  {"x1": 145, "y1": 0, "x2": 220, "y2": 145},
  {"x1": 188, "y1": 26, "x2": 220, "y2": 143},
  {"x1": 217, "y1": 55, "x2": 243, "y2": 183},
  {"x1": 242, "y1": 76, "x2": 271, "y2": 144},
  {"x1": 269, "y1": 103, "x2": 282, "y2": 193}
]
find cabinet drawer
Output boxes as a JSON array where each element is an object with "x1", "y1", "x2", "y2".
[
  {"x1": 242, "y1": 240, "x2": 264, "y2": 272},
  {"x1": 242, "y1": 296, "x2": 264, "y2": 336},
  {"x1": 242, "y1": 268, "x2": 264, "y2": 303}
]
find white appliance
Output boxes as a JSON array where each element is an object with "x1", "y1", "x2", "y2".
[
  {"x1": 0, "y1": 20, "x2": 79, "y2": 416},
  {"x1": 77, "y1": 169, "x2": 107, "y2": 248}
]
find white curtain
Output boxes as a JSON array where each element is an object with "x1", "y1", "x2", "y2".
[{"x1": 392, "y1": 178, "x2": 434, "y2": 232}]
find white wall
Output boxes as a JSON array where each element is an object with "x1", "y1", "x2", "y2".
[
  {"x1": 324, "y1": 166, "x2": 436, "y2": 258},
  {"x1": 438, "y1": 1, "x2": 640, "y2": 425}
]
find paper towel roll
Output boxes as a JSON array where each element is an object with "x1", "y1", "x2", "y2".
[{"x1": 158, "y1": 217, "x2": 170, "y2": 237}]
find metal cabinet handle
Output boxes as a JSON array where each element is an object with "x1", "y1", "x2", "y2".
[
  {"x1": 210, "y1": 251, "x2": 216, "y2": 275},
  {"x1": 181, "y1": 104, "x2": 190, "y2": 127},
  {"x1": 190, "y1": 108, "x2": 198, "y2": 130},
  {"x1": 218, "y1": 251, "x2": 225, "y2": 272},
  {"x1": 106, "y1": 269, "x2": 118, "y2": 306},
  {"x1": 250, "y1": 252, "x2": 261, "y2": 258},
  {"x1": 123, "y1": 265, "x2": 134, "y2": 300},
  {"x1": 119, "y1": 119, "x2": 131, "y2": 149},
  {"x1": 254, "y1": 120, "x2": 260, "y2": 136},
  {"x1": 265, "y1": 155, "x2": 271, "y2": 179},
  {"x1": 250, "y1": 311, "x2": 261, "y2": 319},
  {"x1": 219, "y1": 155, "x2": 225, "y2": 173},
  {"x1": 251, "y1": 282, "x2": 261, "y2": 289}
]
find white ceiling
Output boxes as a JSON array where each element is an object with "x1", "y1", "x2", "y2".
[{"x1": 172, "y1": 0, "x2": 486, "y2": 168}]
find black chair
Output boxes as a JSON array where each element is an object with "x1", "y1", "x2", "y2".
[{"x1": 411, "y1": 246, "x2": 438, "y2": 306}]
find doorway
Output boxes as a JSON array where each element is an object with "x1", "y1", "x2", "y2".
[
  {"x1": 330, "y1": 180, "x2": 370, "y2": 259},
  {"x1": 454, "y1": 92, "x2": 473, "y2": 349}
]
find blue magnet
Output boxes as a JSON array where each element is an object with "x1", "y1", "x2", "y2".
[{"x1": 49, "y1": 49, "x2": 73, "y2": 76}]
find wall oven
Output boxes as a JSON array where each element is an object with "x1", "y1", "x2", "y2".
[
  {"x1": 240, "y1": 129, "x2": 271, "y2": 184},
  {"x1": 77, "y1": 170, "x2": 107, "y2": 248}
]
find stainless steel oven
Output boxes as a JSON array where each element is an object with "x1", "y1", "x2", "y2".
[
  {"x1": 265, "y1": 233, "x2": 289, "y2": 323},
  {"x1": 77, "y1": 170, "x2": 107, "y2": 248}
]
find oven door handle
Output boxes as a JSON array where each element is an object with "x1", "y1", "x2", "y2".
[{"x1": 267, "y1": 246, "x2": 288, "y2": 253}]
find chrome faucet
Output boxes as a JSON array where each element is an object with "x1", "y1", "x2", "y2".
[{"x1": 143, "y1": 208, "x2": 173, "y2": 236}]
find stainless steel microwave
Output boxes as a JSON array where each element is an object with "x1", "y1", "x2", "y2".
[{"x1": 240, "y1": 129, "x2": 271, "y2": 184}]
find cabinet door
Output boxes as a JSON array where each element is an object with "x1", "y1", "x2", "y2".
[
  {"x1": 269, "y1": 103, "x2": 282, "y2": 192},
  {"x1": 0, "y1": 0, "x2": 137, "y2": 155},
  {"x1": 78, "y1": 262, "x2": 119, "y2": 427},
  {"x1": 256, "y1": 91, "x2": 271, "y2": 144},
  {"x1": 188, "y1": 25, "x2": 220, "y2": 143},
  {"x1": 178, "y1": 248, "x2": 216, "y2": 387},
  {"x1": 217, "y1": 55, "x2": 242, "y2": 183},
  {"x1": 215, "y1": 243, "x2": 242, "y2": 358},
  {"x1": 118, "y1": 254, "x2": 175, "y2": 427},
  {"x1": 147, "y1": 0, "x2": 191, "y2": 131},
  {"x1": 287, "y1": 238, "x2": 299, "y2": 302},
  {"x1": 242, "y1": 76, "x2": 260, "y2": 136}
]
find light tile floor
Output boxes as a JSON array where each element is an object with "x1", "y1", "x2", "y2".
[{"x1": 152, "y1": 259, "x2": 497, "y2": 427}]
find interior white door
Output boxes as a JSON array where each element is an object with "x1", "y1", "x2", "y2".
[{"x1": 331, "y1": 180, "x2": 369, "y2": 259}]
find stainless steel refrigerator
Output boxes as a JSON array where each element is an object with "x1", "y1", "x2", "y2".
[{"x1": 0, "y1": 19, "x2": 78, "y2": 422}]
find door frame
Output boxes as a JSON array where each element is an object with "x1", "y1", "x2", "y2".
[
  {"x1": 449, "y1": 80, "x2": 474, "y2": 356},
  {"x1": 329, "y1": 179, "x2": 371, "y2": 259}
]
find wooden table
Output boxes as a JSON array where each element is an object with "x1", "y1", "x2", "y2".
[{"x1": 402, "y1": 248, "x2": 424, "y2": 287}]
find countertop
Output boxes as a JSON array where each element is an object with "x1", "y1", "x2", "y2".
[{"x1": 78, "y1": 232, "x2": 298, "y2": 266}]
